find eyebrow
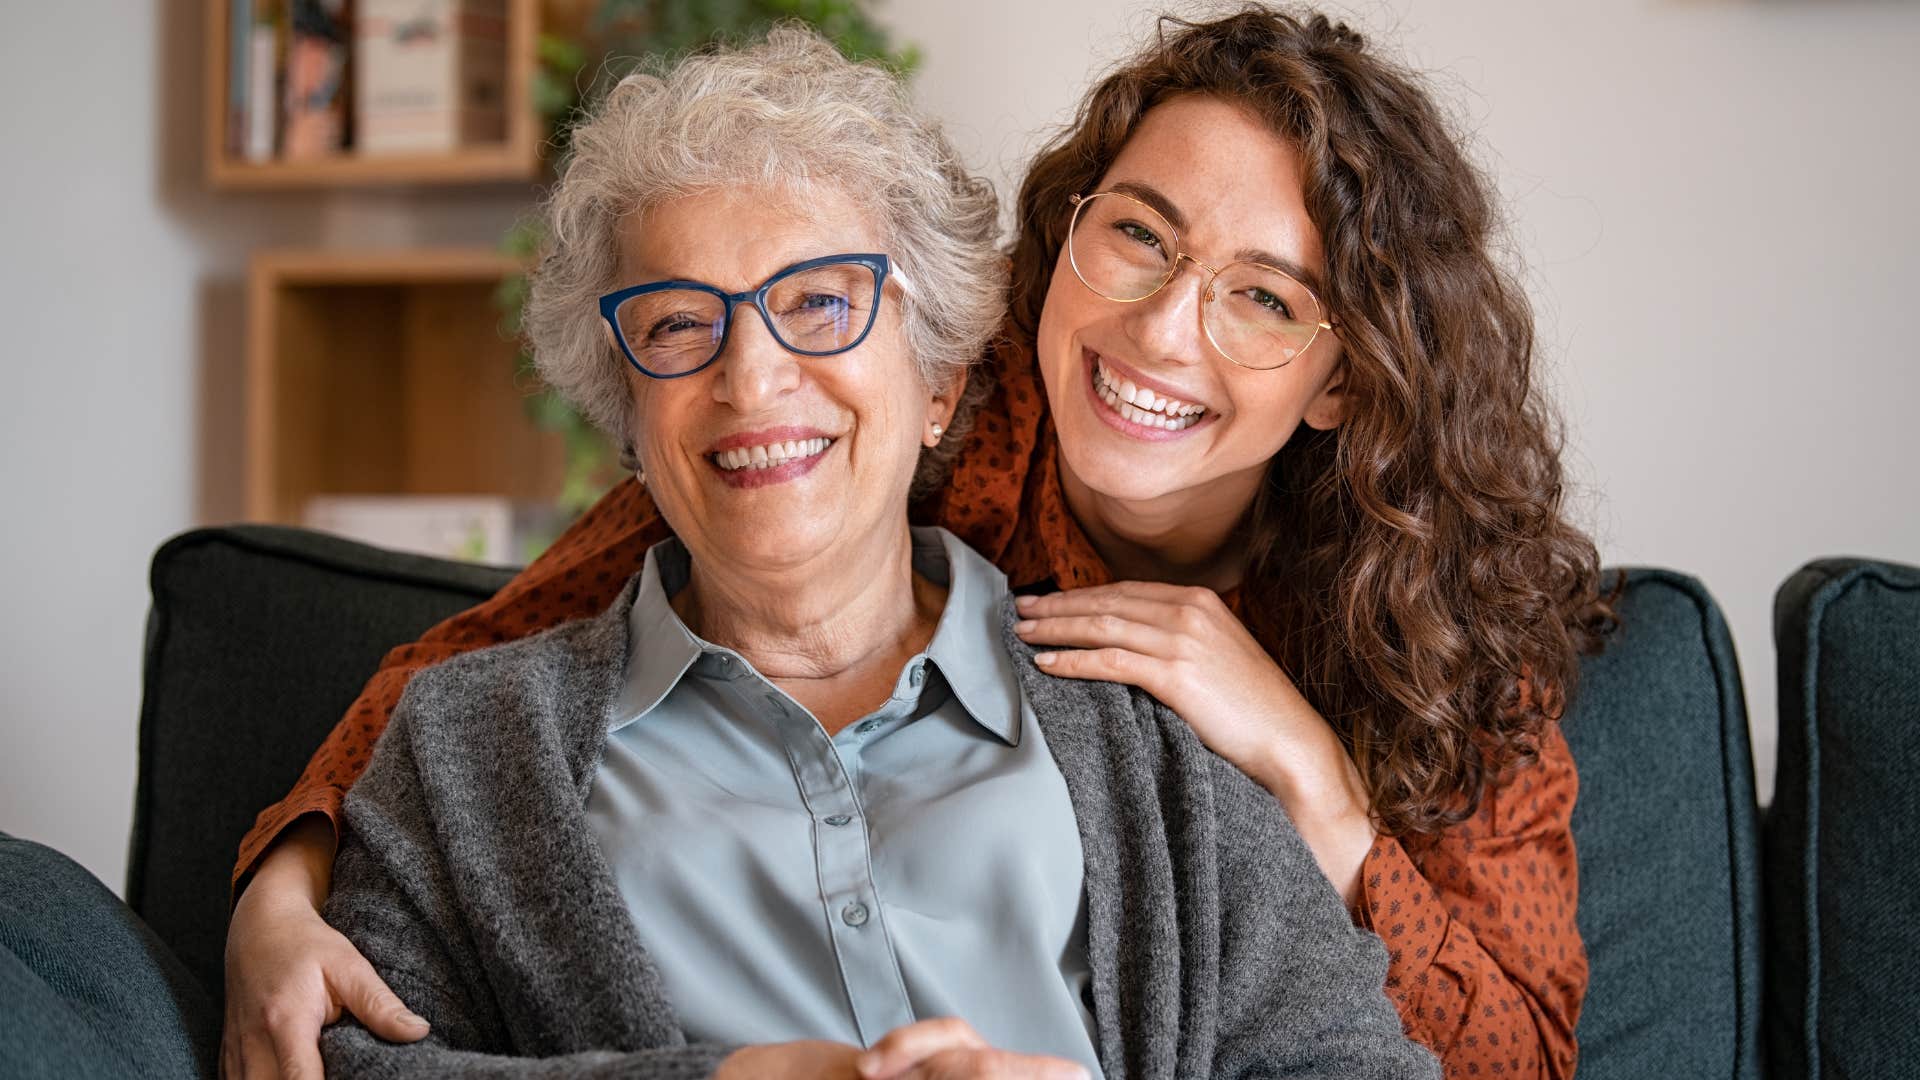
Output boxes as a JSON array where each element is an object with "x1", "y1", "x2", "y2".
[{"x1": 1106, "y1": 179, "x2": 1327, "y2": 296}]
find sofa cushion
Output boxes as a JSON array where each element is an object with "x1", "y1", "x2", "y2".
[
  {"x1": 130, "y1": 526, "x2": 515, "y2": 1004},
  {"x1": 1561, "y1": 570, "x2": 1762, "y2": 1080},
  {"x1": 1, "y1": 832, "x2": 217, "y2": 1079},
  {"x1": 1767, "y1": 558, "x2": 1920, "y2": 1080}
]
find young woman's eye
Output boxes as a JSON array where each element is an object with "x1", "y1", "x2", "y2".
[
  {"x1": 1244, "y1": 287, "x2": 1294, "y2": 319},
  {"x1": 1116, "y1": 221, "x2": 1165, "y2": 251}
]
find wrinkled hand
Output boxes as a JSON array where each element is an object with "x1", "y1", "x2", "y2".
[
  {"x1": 222, "y1": 821, "x2": 427, "y2": 1080},
  {"x1": 857, "y1": 1018, "x2": 1091, "y2": 1080},
  {"x1": 1014, "y1": 582, "x2": 1375, "y2": 901},
  {"x1": 716, "y1": 1019, "x2": 1087, "y2": 1080}
]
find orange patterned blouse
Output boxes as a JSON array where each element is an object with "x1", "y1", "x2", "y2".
[{"x1": 236, "y1": 334, "x2": 1586, "y2": 1079}]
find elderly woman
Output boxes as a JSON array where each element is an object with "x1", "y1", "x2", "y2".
[{"x1": 314, "y1": 27, "x2": 1433, "y2": 1080}]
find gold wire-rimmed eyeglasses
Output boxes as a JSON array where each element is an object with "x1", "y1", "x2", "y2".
[{"x1": 1066, "y1": 191, "x2": 1333, "y2": 370}]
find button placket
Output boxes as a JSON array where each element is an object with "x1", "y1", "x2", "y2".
[{"x1": 765, "y1": 682, "x2": 913, "y2": 1043}]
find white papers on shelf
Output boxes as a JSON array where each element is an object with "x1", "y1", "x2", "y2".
[{"x1": 304, "y1": 494, "x2": 516, "y2": 563}]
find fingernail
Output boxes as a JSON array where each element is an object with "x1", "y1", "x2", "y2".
[
  {"x1": 402, "y1": 1011, "x2": 429, "y2": 1029},
  {"x1": 1014, "y1": 620, "x2": 1036, "y2": 634},
  {"x1": 1014, "y1": 594, "x2": 1036, "y2": 608},
  {"x1": 855, "y1": 1052, "x2": 880, "y2": 1077},
  {"x1": 1035, "y1": 652, "x2": 1057, "y2": 666}
]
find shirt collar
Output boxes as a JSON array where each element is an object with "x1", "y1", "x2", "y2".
[
  {"x1": 612, "y1": 528, "x2": 1022, "y2": 747},
  {"x1": 915, "y1": 526, "x2": 1023, "y2": 747},
  {"x1": 612, "y1": 539, "x2": 706, "y2": 728}
]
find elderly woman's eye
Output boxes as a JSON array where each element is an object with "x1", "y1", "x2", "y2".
[
  {"x1": 649, "y1": 312, "x2": 710, "y2": 337},
  {"x1": 795, "y1": 292, "x2": 849, "y2": 313}
]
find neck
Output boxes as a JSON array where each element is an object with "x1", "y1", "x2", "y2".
[
  {"x1": 1057, "y1": 451, "x2": 1262, "y2": 592},
  {"x1": 671, "y1": 523, "x2": 941, "y2": 686}
]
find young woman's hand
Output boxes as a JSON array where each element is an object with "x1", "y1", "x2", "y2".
[
  {"x1": 1013, "y1": 582, "x2": 1376, "y2": 903},
  {"x1": 221, "y1": 816, "x2": 428, "y2": 1080}
]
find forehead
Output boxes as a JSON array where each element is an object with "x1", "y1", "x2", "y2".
[
  {"x1": 617, "y1": 185, "x2": 884, "y2": 287},
  {"x1": 1096, "y1": 94, "x2": 1322, "y2": 266}
]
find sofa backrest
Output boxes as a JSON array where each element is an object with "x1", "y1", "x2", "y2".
[
  {"x1": 1561, "y1": 569, "x2": 1763, "y2": 1080},
  {"x1": 1767, "y1": 557, "x2": 1920, "y2": 1080},
  {"x1": 131, "y1": 526, "x2": 514, "y2": 1004},
  {"x1": 133, "y1": 528, "x2": 1767, "y2": 1080}
]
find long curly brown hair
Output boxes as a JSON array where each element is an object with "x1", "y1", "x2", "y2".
[{"x1": 1009, "y1": 6, "x2": 1617, "y2": 837}]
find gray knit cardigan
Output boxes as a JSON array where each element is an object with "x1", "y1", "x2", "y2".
[{"x1": 320, "y1": 575, "x2": 1439, "y2": 1079}]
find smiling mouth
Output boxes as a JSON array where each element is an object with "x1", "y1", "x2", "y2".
[
  {"x1": 1090, "y1": 357, "x2": 1209, "y2": 431},
  {"x1": 708, "y1": 436, "x2": 836, "y2": 473}
]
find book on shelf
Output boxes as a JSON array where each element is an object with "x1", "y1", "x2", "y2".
[
  {"x1": 243, "y1": 0, "x2": 284, "y2": 161},
  {"x1": 224, "y1": 0, "x2": 510, "y2": 166},
  {"x1": 282, "y1": 0, "x2": 353, "y2": 159},
  {"x1": 226, "y1": 0, "x2": 249, "y2": 156},
  {"x1": 356, "y1": 0, "x2": 509, "y2": 155}
]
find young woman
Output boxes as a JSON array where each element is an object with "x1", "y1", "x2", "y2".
[{"x1": 223, "y1": 8, "x2": 1611, "y2": 1079}]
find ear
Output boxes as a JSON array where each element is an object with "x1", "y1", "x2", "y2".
[
  {"x1": 924, "y1": 367, "x2": 968, "y2": 447},
  {"x1": 1302, "y1": 359, "x2": 1349, "y2": 432}
]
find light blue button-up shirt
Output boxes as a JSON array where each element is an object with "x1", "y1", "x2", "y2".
[{"x1": 585, "y1": 528, "x2": 1100, "y2": 1074}]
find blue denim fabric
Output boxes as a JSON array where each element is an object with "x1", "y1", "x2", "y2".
[{"x1": 0, "y1": 832, "x2": 217, "y2": 1078}]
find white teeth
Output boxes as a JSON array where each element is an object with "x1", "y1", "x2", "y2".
[
  {"x1": 1092, "y1": 360, "x2": 1205, "y2": 431},
  {"x1": 712, "y1": 436, "x2": 833, "y2": 472}
]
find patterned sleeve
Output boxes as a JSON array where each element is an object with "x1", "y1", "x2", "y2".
[
  {"x1": 1354, "y1": 723, "x2": 1587, "y2": 1079},
  {"x1": 230, "y1": 478, "x2": 671, "y2": 893}
]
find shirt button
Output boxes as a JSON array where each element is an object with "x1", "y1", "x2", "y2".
[
  {"x1": 856, "y1": 718, "x2": 882, "y2": 735},
  {"x1": 841, "y1": 902, "x2": 870, "y2": 927},
  {"x1": 823, "y1": 814, "x2": 852, "y2": 827}
]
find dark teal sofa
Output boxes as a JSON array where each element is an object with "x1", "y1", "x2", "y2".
[{"x1": 4, "y1": 526, "x2": 1911, "y2": 1077}]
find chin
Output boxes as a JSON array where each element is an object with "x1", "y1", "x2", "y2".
[
  {"x1": 1054, "y1": 428, "x2": 1185, "y2": 505},
  {"x1": 698, "y1": 514, "x2": 838, "y2": 570}
]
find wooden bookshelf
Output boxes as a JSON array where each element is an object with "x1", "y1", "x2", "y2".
[
  {"x1": 205, "y1": 0, "x2": 550, "y2": 190},
  {"x1": 246, "y1": 248, "x2": 568, "y2": 524}
]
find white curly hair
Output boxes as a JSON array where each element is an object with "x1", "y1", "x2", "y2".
[{"x1": 523, "y1": 25, "x2": 1006, "y2": 487}]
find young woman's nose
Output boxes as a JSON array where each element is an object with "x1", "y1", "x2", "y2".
[{"x1": 1119, "y1": 259, "x2": 1211, "y2": 369}]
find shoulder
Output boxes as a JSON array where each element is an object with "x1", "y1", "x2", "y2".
[
  {"x1": 1479, "y1": 720, "x2": 1578, "y2": 836},
  {"x1": 392, "y1": 575, "x2": 640, "y2": 751}
]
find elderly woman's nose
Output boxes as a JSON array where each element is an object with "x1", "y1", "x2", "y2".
[{"x1": 710, "y1": 315, "x2": 803, "y2": 409}]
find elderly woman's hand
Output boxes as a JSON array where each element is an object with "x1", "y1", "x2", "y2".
[
  {"x1": 1013, "y1": 582, "x2": 1376, "y2": 905},
  {"x1": 856, "y1": 1018, "x2": 1091, "y2": 1080},
  {"x1": 715, "y1": 1019, "x2": 1088, "y2": 1080},
  {"x1": 221, "y1": 816, "x2": 428, "y2": 1079}
]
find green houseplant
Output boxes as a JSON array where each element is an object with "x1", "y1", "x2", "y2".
[{"x1": 496, "y1": 0, "x2": 919, "y2": 531}]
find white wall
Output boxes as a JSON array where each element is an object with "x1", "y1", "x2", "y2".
[
  {"x1": 1, "y1": 1, "x2": 1915, "y2": 889},
  {"x1": 0, "y1": 2, "x2": 528, "y2": 892},
  {"x1": 882, "y1": 0, "x2": 1920, "y2": 803}
]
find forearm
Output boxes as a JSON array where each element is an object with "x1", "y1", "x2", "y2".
[
  {"x1": 1209, "y1": 759, "x2": 1440, "y2": 1079},
  {"x1": 1358, "y1": 836, "x2": 1583, "y2": 1078},
  {"x1": 1245, "y1": 723, "x2": 1376, "y2": 908},
  {"x1": 245, "y1": 812, "x2": 338, "y2": 908}
]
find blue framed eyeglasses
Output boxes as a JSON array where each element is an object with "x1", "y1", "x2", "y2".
[{"x1": 599, "y1": 253, "x2": 901, "y2": 380}]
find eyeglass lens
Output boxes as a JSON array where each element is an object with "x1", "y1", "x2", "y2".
[
  {"x1": 1069, "y1": 192, "x2": 1322, "y2": 369},
  {"x1": 613, "y1": 261, "x2": 879, "y2": 377}
]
